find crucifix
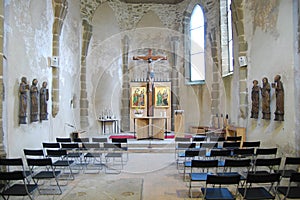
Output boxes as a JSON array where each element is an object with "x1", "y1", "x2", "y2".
[{"x1": 133, "y1": 49, "x2": 167, "y2": 116}]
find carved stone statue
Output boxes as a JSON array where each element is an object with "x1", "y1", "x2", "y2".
[
  {"x1": 30, "y1": 79, "x2": 39, "y2": 122},
  {"x1": 261, "y1": 77, "x2": 271, "y2": 120},
  {"x1": 40, "y1": 81, "x2": 49, "y2": 121},
  {"x1": 273, "y1": 75, "x2": 284, "y2": 121},
  {"x1": 251, "y1": 80, "x2": 259, "y2": 119},
  {"x1": 19, "y1": 77, "x2": 29, "y2": 124}
]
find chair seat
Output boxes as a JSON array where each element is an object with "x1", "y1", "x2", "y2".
[
  {"x1": 238, "y1": 187, "x2": 275, "y2": 199},
  {"x1": 190, "y1": 172, "x2": 213, "y2": 181},
  {"x1": 275, "y1": 169, "x2": 297, "y2": 178},
  {"x1": 33, "y1": 171, "x2": 61, "y2": 179},
  {"x1": 201, "y1": 188, "x2": 235, "y2": 200},
  {"x1": 1, "y1": 184, "x2": 38, "y2": 196},
  {"x1": 277, "y1": 186, "x2": 300, "y2": 198},
  {"x1": 53, "y1": 160, "x2": 74, "y2": 166},
  {"x1": 106, "y1": 153, "x2": 122, "y2": 158}
]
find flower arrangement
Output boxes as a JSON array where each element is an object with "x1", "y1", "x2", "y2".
[{"x1": 134, "y1": 107, "x2": 144, "y2": 116}]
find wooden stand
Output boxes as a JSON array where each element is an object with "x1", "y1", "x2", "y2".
[
  {"x1": 174, "y1": 110, "x2": 184, "y2": 134},
  {"x1": 134, "y1": 117, "x2": 167, "y2": 140},
  {"x1": 226, "y1": 126, "x2": 246, "y2": 143}
]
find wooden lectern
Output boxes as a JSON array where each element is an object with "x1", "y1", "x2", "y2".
[{"x1": 174, "y1": 110, "x2": 184, "y2": 133}]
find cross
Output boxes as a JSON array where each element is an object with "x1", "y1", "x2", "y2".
[{"x1": 133, "y1": 49, "x2": 167, "y2": 116}]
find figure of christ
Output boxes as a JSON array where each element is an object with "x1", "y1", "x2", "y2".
[{"x1": 133, "y1": 49, "x2": 167, "y2": 116}]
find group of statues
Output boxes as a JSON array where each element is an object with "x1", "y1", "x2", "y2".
[
  {"x1": 251, "y1": 75, "x2": 284, "y2": 121},
  {"x1": 19, "y1": 77, "x2": 49, "y2": 124}
]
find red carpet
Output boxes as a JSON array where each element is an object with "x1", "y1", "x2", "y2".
[{"x1": 109, "y1": 134, "x2": 175, "y2": 139}]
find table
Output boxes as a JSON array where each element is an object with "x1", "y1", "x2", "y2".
[
  {"x1": 98, "y1": 119, "x2": 120, "y2": 134},
  {"x1": 133, "y1": 117, "x2": 168, "y2": 140}
]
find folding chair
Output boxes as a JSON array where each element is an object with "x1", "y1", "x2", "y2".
[
  {"x1": 111, "y1": 138, "x2": 129, "y2": 162},
  {"x1": 254, "y1": 147, "x2": 277, "y2": 158},
  {"x1": 277, "y1": 172, "x2": 300, "y2": 199},
  {"x1": 0, "y1": 158, "x2": 31, "y2": 182},
  {"x1": 92, "y1": 137, "x2": 108, "y2": 149},
  {"x1": 251, "y1": 157, "x2": 282, "y2": 175},
  {"x1": 82, "y1": 142, "x2": 103, "y2": 173},
  {"x1": 0, "y1": 171, "x2": 38, "y2": 200},
  {"x1": 60, "y1": 143, "x2": 83, "y2": 170},
  {"x1": 103, "y1": 143, "x2": 124, "y2": 174},
  {"x1": 45, "y1": 149, "x2": 75, "y2": 180},
  {"x1": 275, "y1": 157, "x2": 300, "y2": 178},
  {"x1": 199, "y1": 142, "x2": 218, "y2": 149},
  {"x1": 208, "y1": 149, "x2": 232, "y2": 167},
  {"x1": 201, "y1": 174, "x2": 241, "y2": 200},
  {"x1": 189, "y1": 159, "x2": 219, "y2": 198},
  {"x1": 182, "y1": 149, "x2": 206, "y2": 181},
  {"x1": 26, "y1": 158, "x2": 62, "y2": 195},
  {"x1": 232, "y1": 148, "x2": 255, "y2": 159},
  {"x1": 175, "y1": 142, "x2": 196, "y2": 167},
  {"x1": 238, "y1": 173, "x2": 281, "y2": 200}
]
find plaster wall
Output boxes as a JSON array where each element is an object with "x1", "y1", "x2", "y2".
[
  {"x1": 3, "y1": 0, "x2": 81, "y2": 157},
  {"x1": 244, "y1": 0, "x2": 296, "y2": 156}
]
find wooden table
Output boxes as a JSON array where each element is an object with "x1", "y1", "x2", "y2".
[{"x1": 133, "y1": 117, "x2": 168, "y2": 140}]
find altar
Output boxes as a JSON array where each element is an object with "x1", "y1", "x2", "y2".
[{"x1": 133, "y1": 117, "x2": 168, "y2": 140}]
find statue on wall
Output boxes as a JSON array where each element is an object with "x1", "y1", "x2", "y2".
[
  {"x1": 272, "y1": 75, "x2": 284, "y2": 121},
  {"x1": 261, "y1": 77, "x2": 271, "y2": 120},
  {"x1": 30, "y1": 79, "x2": 39, "y2": 122},
  {"x1": 250, "y1": 80, "x2": 259, "y2": 119},
  {"x1": 19, "y1": 77, "x2": 29, "y2": 124},
  {"x1": 40, "y1": 81, "x2": 49, "y2": 121}
]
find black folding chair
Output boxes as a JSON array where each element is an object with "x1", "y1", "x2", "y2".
[
  {"x1": 275, "y1": 157, "x2": 300, "y2": 178},
  {"x1": 82, "y1": 142, "x2": 103, "y2": 173},
  {"x1": 277, "y1": 172, "x2": 300, "y2": 199},
  {"x1": 0, "y1": 171, "x2": 38, "y2": 200},
  {"x1": 201, "y1": 174, "x2": 241, "y2": 200},
  {"x1": 189, "y1": 159, "x2": 219, "y2": 198},
  {"x1": 238, "y1": 173, "x2": 281, "y2": 200},
  {"x1": 56, "y1": 137, "x2": 72, "y2": 143},
  {"x1": 26, "y1": 158, "x2": 62, "y2": 195}
]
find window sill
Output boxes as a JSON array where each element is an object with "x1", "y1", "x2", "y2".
[{"x1": 185, "y1": 80, "x2": 205, "y2": 85}]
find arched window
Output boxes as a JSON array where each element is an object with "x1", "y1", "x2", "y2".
[
  {"x1": 220, "y1": 0, "x2": 234, "y2": 76},
  {"x1": 190, "y1": 4, "x2": 205, "y2": 83}
]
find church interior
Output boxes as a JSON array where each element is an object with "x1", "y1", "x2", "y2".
[{"x1": 0, "y1": 0, "x2": 300, "y2": 199}]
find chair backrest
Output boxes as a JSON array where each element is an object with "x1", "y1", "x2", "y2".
[
  {"x1": 242, "y1": 141, "x2": 261, "y2": 148},
  {"x1": 192, "y1": 136, "x2": 206, "y2": 142},
  {"x1": 290, "y1": 172, "x2": 300, "y2": 182},
  {"x1": 61, "y1": 143, "x2": 80, "y2": 150},
  {"x1": 246, "y1": 172, "x2": 281, "y2": 184},
  {"x1": 111, "y1": 138, "x2": 127, "y2": 143},
  {"x1": 210, "y1": 136, "x2": 226, "y2": 142},
  {"x1": 82, "y1": 142, "x2": 101, "y2": 149},
  {"x1": 191, "y1": 159, "x2": 219, "y2": 168},
  {"x1": 185, "y1": 149, "x2": 206, "y2": 158},
  {"x1": 255, "y1": 147, "x2": 277, "y2": 157},
  {"x1": 200, "y1": 142, "x2": 218, "y2": 149},
  {"x1": 175, "y1": 137, "x2": 191, "y2": 142},
  {"x1": 0, "y1": 171, "x2": 26, "y2": 181},
  {"x1": 23, "y1": 149, "x2": 45, "y2": 158},
  {"x1": 210, "y1": 149, "x2": 232, "y2": 157},
  {"x1": 224, "y1": 158, "x2": 251, "y2": 168},
  {"x1": 42, "y1": 142, "x2": 60, "y2": 149},
  {"x1": 26, "y1": 158, "x2": 53, "y2": 167},
  {"x1": 206, "y1": 174, "x2": 241, "y2": 185},
  {"x1": 56, "y1": 137, "x2": 72, "y2": 143},
  {"x1": 74, "y1": 138, "x2": 89, "y2": 143},
  {"x1": 226, "y1": 136, "x2": 242, "y2": 141},
  {"x1": 284, "y1": 157, "x2": 300, "y2": 165},
  {"x1": 46, "y1": 149, "x2": 68, "y2": 157},
  {"x1": 0, "y1": 158, "x2": 24, "y2": 166},
  {"x1": 177, "y1": 142, "x2": 196, "y2": 149},
  {"x1": 223, "y1": 141, "x2": 241, "y2": 149},
  {"x1": 233, "y1": 148, "x2": 255, "y2": 157},
  {"x1": 92, "y1": 137, "x2": 108, "y2": 143},
  {"x1": 104, "y1": 142, "x2": 122, "y2": 149},
  {"x1": 253, "y1": 157, "x2": 282, "y2": 173}
]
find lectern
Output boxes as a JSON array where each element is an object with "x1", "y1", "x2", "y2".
[{"x1": 174, "y1": 110, "x2": 184, "y2": 133}]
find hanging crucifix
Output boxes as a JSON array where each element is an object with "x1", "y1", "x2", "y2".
[{"x1": 133, "y1": 49, "x2": 167, "y2": 116}]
